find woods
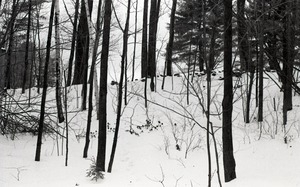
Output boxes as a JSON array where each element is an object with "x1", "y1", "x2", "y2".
[{"x1": 1, "y1": 0, "x2": 300, "y2": 186}]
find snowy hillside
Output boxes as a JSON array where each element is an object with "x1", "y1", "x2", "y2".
[{"x1": 1, "y1": 73, "x2": 300, "y2": 187}]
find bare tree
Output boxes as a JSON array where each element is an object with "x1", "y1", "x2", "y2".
[
  {"x1": 141, "y1": 0, "x2": 149, "y2": 78},
  {"x1": 22, "y1": 0, "x2": 32, "y2": 94},
  {"x1": 162, "y1": 0, "x2": 177, "y2": 90},
  {"x1": 54, "y1": 0, "x2": 65, "y2": 123},
  {"x1": 257, "y1": 0, "x2": 265, "y2": 122},
  {"x1": 222, "y1": 0, "x2": 236, "y2": 182},
  {"x1": 131, "y1": 0, "x2": 138, "y2": 82},
  {"x1": 35, "y1": 0, "x2": 55, "y2": 162},
  {"x1": 148, "y1": 0, "x2": 161, "y2": 91},
  {"x1": 83, "y1": 0, "x2": 103, "y2": 158},
  {"x1": 108, "y1": 0, "x2": 131, "y2": 172},
  {"x1": 96, "y1": 0, "x2": 112, "y2": 172},
  {"x1": 66, "y1": 0, "x2": 80, "y2": 86},
  {"x1": 4, "y1": 0, "x2": 19, "y2": 91}
]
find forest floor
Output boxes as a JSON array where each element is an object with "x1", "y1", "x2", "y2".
[{"x1": 1, "y1": 72, "x2": 300, "y2": 187}]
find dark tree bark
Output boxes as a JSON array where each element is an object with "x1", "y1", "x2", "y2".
[
  {"x1": 73, "y1": 0, "x2": 93, "y2": 111},
  {"x1": 35, "y1": 0, "x2": 55, "y2": 162},
  {"x1": 222, "y1": 0, "x2": 236, "y2": 182},
  {"x1": 66, "y1": 0, "x2": 80, "y2": 86},
  {"x1": 142, "y1": 0, "x2": 149, "y2": 107},
  {"x1": 162, "y1": 0, "x2": 177, "y2": 90},
  {"x1": 22, "y1": 0, "x2": 32, "y2": 94},
  {"x1": 282, "y1": 0, "x2": 293, "y2": 118},
  {"x1": 148, "y1": 0, "x2": 160, "y2": 91},
  {"x1": 83, "y1": 0, "x2": 102, "y2": 159},
  {"x1": 5, "y1": 0, "x2": 18, "y2": 91},
  {"x1": 165, "y1": 0, "x2": 177, "y2": 76},
  {"x1": 108, "y1": 0, "x2": 131, "y2": 172},
  {"x1": 258, "y1": 0, "x2": 265, "y2": 122},
  {"x1": 237, "y1": 0, "x2": 254, "y2": 123},
  {"x1": 200, "y1": 0, "x2": 206, "y2": 73},
  {"x1": 96, "y1": 0, "x2": 112, "y2": 172},
  {"x1": 72, "y1": 0, "x2": 92, "y2": 85},
  {"x1": 237, "y1": 0, "x2": 249, "y2": 72},
  {"x1": 141, "y1": 0, "x2": 149, "y2": 78}
]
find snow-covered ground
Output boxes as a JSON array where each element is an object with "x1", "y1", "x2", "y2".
[{"x1": 1, "y1": 73, "x2": 300, "y2": 187}]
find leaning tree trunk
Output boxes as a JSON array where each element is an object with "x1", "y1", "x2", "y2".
[
  {"x1": 222, "y1": 0, "x2": 236, "y2": 182},
  {"x1": 96, "y1": 0, "x2": 112, "y2": 172},
  {"x1": 108, "y1": 0, "x2": 131, "y2": 172},
  {"x1": 35, "y1": 0, "x2": 55, "y2": 162}
]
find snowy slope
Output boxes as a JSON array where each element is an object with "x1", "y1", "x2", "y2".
[{"x1": 1, "y1": 74, "x2": 300, "y2": 187}]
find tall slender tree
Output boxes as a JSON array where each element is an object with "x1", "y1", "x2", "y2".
[
  {"x1": 22, "y1": 0, "x2": 32, "y2": 94},
  {"x1": 4, "y1": 0, "x2": 18, "y2": 91},
  {"x1": 141, "y1": 0, "x2": 149, "y2": 78},
  {"x1": 35, "y1": 0, "x2": 55, "y2": 162},
  {"x1": 222, "y1": 0, "x2": 236, "y2": 182},
  {"x1": 148, "y1": 0, "x2": 161, "y2": 91},
  {"x1": 54, "y1": 0, "x2": 65, "y2": 123},
  {"x1": 96, "y1": 0, "x2": 112, "y2": 172},
  {"x1": 108, "y1": 0, "x2": 131, "y2": 172},
  {"x1": 73, "y1": 0, "x2": 93, "y2": 111},
  {"x1": 131, "y1": 0, "x2": 138, "y2": 82},
  {"x1": 162, "y1": 0, "x2": 177, "y2": 90},
  {"x1": 258, "y1": 0, "x2": 265, "y2": 122},
  {"x1": 165, "y1": 0, "x2": 177, "y2": 76},
  {"x1": 83, "y1": 0, "x2": 102, "y2": 158},
  {"x1": 66, "y1": 0, "x2": 80, "y2": 86}
]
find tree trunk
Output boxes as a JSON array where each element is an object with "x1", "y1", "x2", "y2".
[
  {"x1": 237, "y1": 0, "x2": 249, "y2": 72},
  {"x1": 141, "y1": 0, "x2": 149, "y2": 78},
  {"x1": 83, "y1": 0, "x2": 102, "y2": 158},
  {"x1": 283, "y1": 0, "x2": 293, "y2": 115},
  {"x1": 35, "y1": 0, "x2": 55, "y2": 162},
  {"x1": 96, "y1": 0, "x2": 112, "y2": 172},
  {"x1": 22, "y1": 0, "x2": 32, "y2": 94},
  {"x1": 148, "y1": 0, "x2": 160, "y2": 91},
  {"x1": 108, "y1": 0, "x2": 131, "y2": 172},
  {"x1": 66, "y1": 0, "x2": 80, "y2": 86},
  {"x1": 165, "y1": 0, "x2": 177, "y2": 76},
  {"x1": 72, "y1": 0, "x2": 92, "y2": 85},
  {"x1": 131, "y1": 0, "x2": 138, "y2": 82},
  {"x1": 258, "y1": 0, "x2": 265, "y2": 122},
  {"x1": 5, "y1": 0, "x2": 18, "y2": 91},
  {"x1": 55, "y1": 0, "x2": 65, "y2": 123},
  {"x1": 222, "y1": 0, "x2": 236, "y2": 182},
  {"x1": 148, "y1": 0, "x2": 157, "y2": 91},
  {"x1": 162, "y1": 0, "x2": 177, "y2": 90},
  {"x1": 36, "y1": 4, "x2": 42, "y2": 94}
]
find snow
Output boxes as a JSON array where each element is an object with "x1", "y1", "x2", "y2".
[{"x1": 1, "y1": 73, "x2": 300, "y2": 187}]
